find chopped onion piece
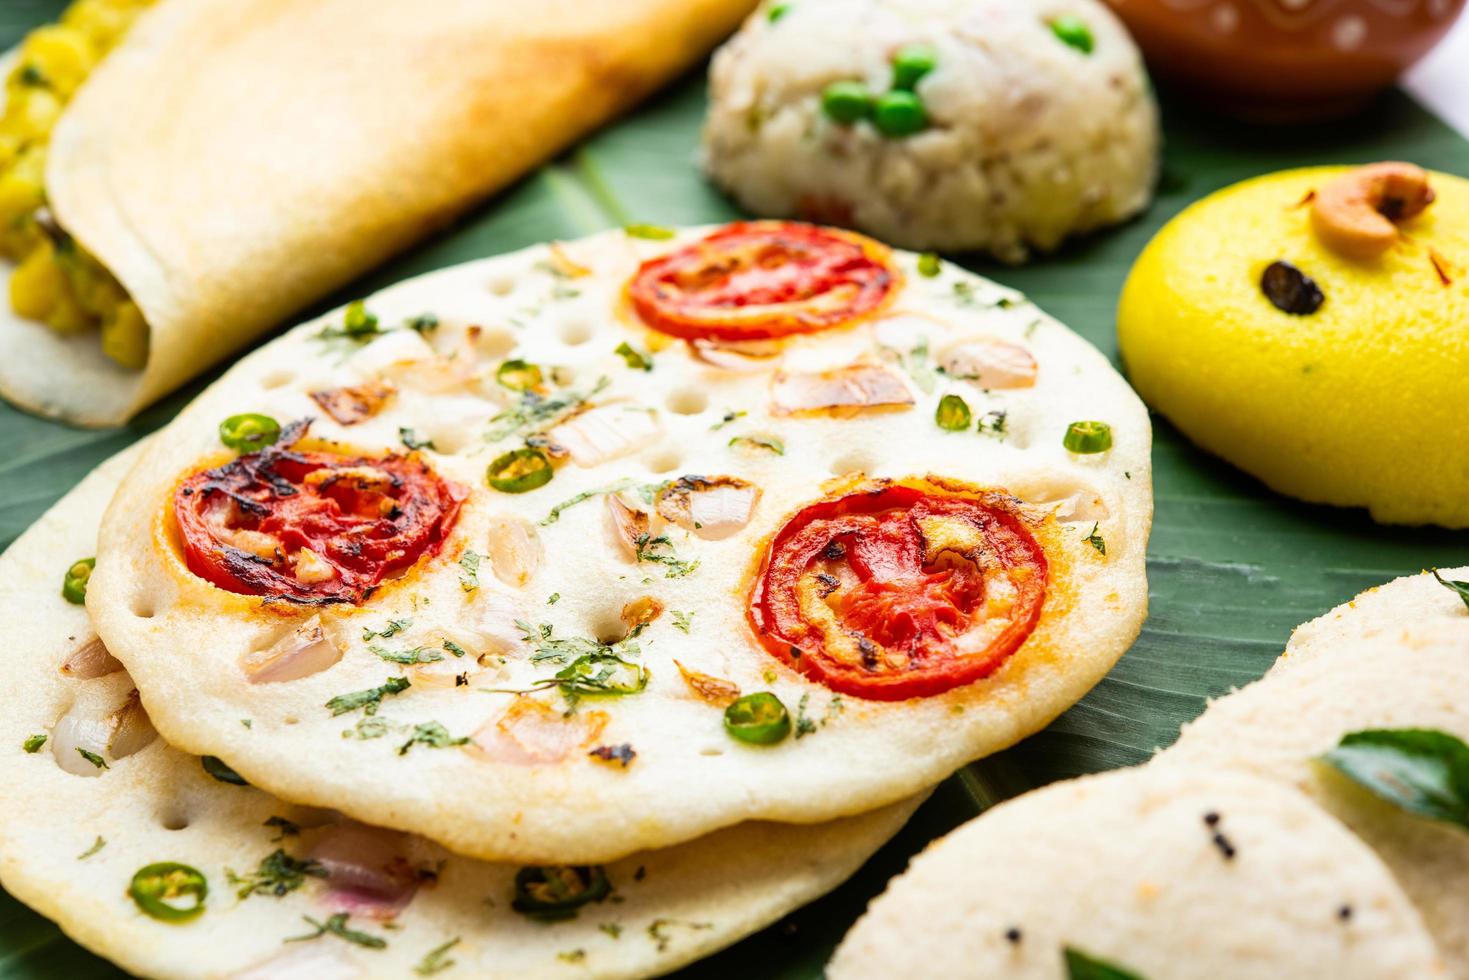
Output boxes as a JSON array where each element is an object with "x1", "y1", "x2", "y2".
[
  {"x1": 241, "y1": 616, "x2": 342, "y2": 684},
  {"x1": 675, "y1": 660, "x2": 740, "y2": 706},
  {"x1": 485, "y1": 515, "x2": 543, "y2": 589},
  {"x1": 471, "y1": 698, "x2": 608, "y2": 766},
  {"x1": 51, "y1": 689, "x2": 155, "y2": 776},
  {"x1": 544, "y1": 404, "x2": 661, "y2": 467},
  {"x1": 771, "y1": 364, "x2": 913, "y2": 416},
  {"x1": 309, "y1": 381, "x2": 396, "y2": 425},
  {"x1": 655, "y1": 476, "x2": 760, "y2": 540},
  {"x1": 309, "y1": 824, "x2": 420, "y2": 921},
  {"x1": 938, "y1": 338, "x2": 1037, "y2": 389},
  {"x1": 605, "y1": 494, "x2": 650, "y2": 559},
  {"x1": 59, "y1": 634, "x2": 123, "y2": 679},
  {"x1": 689, "y1": 338, "x2": 784, "y2": 372}
]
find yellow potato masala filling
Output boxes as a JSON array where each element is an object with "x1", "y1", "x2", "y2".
[{"x1": 0, "y1": 0, "x2": 154, "y2": 368}]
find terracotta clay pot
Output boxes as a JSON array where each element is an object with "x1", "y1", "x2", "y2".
[{"x1": 1102, "y1": 0, "x2": 1466, "y2": 119}]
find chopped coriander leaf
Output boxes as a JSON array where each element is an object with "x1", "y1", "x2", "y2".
[
  {"x1": 286, "y1": 913, "x2": 387, "y2": 949},
  {"x1": 647, "y1": 918, "x2": 714, "y2": 953},
  {"x1": 978, "y1": 409, "x2": 1008, "y2": 438},
  {"x1": 600, "y1": 922, "x2": 623, "y2": 939},
  {"x1": 399, "y1": 427, "x2": 436, "y2": 452},
  {"x1": 486, "y1": 376, "x2": 608, "y2": 442},
  {"x1": 634, "y1": 533, "x2": 699, "y2": 578},
  {"x1": 1432, "y1": 570, "x2": 1469, "y2": 611},
  {"x1": 316, "y1": 300, "x2": 384, "y2": 341},
  {"x1": 130, "y1": 863, "x2": 208, "y2": 923},
  {"x1": 17, "y1": 64, "x2": 47, "y2": 87},
  {"x1": 264, "y1": 816, "x2": 300, "y2": 841},
  {"x1": 589, "y1": 743, "x2": 637, "y2": 767},
  {"x1": 881, "y1": 337, "x2": 937, "y2": 394},
  {"x1": 794, "y1": 693, "x2": 818, "y2": 738},
  {"x1": 325, "y1": 677, "x2": 411, "y2": 717},
  {"x1": 405, "y1": 312, "x2": 440, "y2": 334},
  {"x1": 547, "y1": 592, "x2": 561, "y2": 605},
  {"x1": 512, "y1": 866, "x2": 613, "y2": 921},
  {"x1": 541, "y1": 478, "x2": 638, "y2": 526},
  {"x1": 77, "y1": 748, "x2": 108, "y2": 770},
  {"x1": 458, "y1": 551, "x2": 482, "y2": 592},
  {"x1": 558, "y1": 950, "x2": 587, "y2": 963},
  {"x1": 711, "y1": 410, "x2": 747, "y2": 430},
  {"x1": 22, "y1": 734, "x2": 46, "y2": 753},
  {"x1": 363, "y1": 618, "x2": 413, "y2": 641},
  {"x1": 344, "y1": 716, "x2": 393, "y2": 740},
  {"x1": 728, "y1": 435, "x2": 785, "y2": 456},
  {"x1": 1318, "y1": 728, "x2": 1469, "y2": 829},
  {"x1": 77, "y1": 836, "x2": 106, "y2": 860},
  {"x1": 202, "y1": 755, "x2": 249, "y2": 786},
  {"x1": 1083, "y1": 523, "x2": 1106, "y2": 556},
  {"x1": 398, "y1": 722, "x2": 470, "y2": 755},
  {"x1": 614, "y1": 341, "x2": 653, "y2": 371},
  {"x1": 493, "y1": 653, "x2": 649, "y2": 707},
  {"x1": 1064, "y1": 947, "x2": 1144, "y2": 980},
  {"x1": 514, "y1": 621, "x2": 641, "y2": 666},
  {"x1": 228, "y1": 849, "x2": 327, "y2": 900},
  {"x1": 671, "y1": 611, "x2": 694, "y2": 634},
  {"x1": 624, "y1": 223, "x2": 676, "y2": 240},
  {"x1": 442, "y1": 639, "x2": 468, "y2": 659},
  {"x1": 917, "y1": 252, "x2": 941, "y2": 277},
  {"x1": 371, "y1": 643, "x2": 444, "y2": 666},
  {"x1": 414, "y1": 937, "x2": 461, "y2": 976}
]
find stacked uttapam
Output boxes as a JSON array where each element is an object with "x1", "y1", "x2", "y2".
[
  {"x1": 1, "y1": 221, "x2": 1152, "y2": 976},
  {"x1": 832, "y1": 571, "x2": 1469, "y2": 978}
]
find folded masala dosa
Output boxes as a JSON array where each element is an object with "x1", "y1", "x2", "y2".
[{"x1": 0, "y1": 0, "x2": 757, "y2": 425}]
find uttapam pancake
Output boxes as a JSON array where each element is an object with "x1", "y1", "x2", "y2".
[
  {"x1": 1275, "y1": 566, "x2": 1469, "y2": 674},
  {"x1": 89, "y1": 223, "x2": 1151, "y2": 863},
  {"x1": 828, "y1": 766, "x2": 1447, "y2": 979},
  {"x1": 1159, "y1": 634, "x2": 1469, "y2": 977},
  {"x1": 0, "y1": 445, "x2": 924, "y2": 980}
]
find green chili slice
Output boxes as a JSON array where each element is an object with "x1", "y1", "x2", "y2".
[
  {"x1": 1049, "y1": 15, "x2": 1095, "y2": 54},
  {"x1": 511, "y1": 865, "x2": 612, "y2": 921},
  {"x1": 61, "y1": 557, "x2": 96, "y2": 605},
  {"x1": 129, "y1": 862, "x2": 208, "y2": 923},
  {"x1": 496, "y1": 359, "x2": 543, "y2": 392},
  {"x1": 935, "y1": 394, "x2": 972, "y2": 431},
  {"x1": 486, "y1": 448, "x2": 553, "y2": 494},
  {"x1": 1063, "y1": 420, "x2": 1113, "y2": 454},
  {"x1": 218, "y1": 413, "x2": 282, "y2": 453},
  {"x1": 724, "y1": 692, "x2": 792, "y2": 745}
]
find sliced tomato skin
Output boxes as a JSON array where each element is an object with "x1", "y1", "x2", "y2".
[
  {"x1": 627, "y1": 221, "x2": 898, "y2": 342},
  {"x1": 748, "y1": 485, "x2": 1047, "y2": 701},
  {"x1": 174, "y1": 436, "x2": 465, "y2": 605}
]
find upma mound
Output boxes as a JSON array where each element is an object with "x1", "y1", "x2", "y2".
[
  {"x1": 701, "y1": 0, "x2": 1159, "y2": 262},
  {"x1": 1118, "y1": 165, "x2": 1469, "y2": 527}
]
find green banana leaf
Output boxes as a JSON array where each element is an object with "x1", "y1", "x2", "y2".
[{"x1": 2, "y1": 2, "x2": 1467, "y2": 976}]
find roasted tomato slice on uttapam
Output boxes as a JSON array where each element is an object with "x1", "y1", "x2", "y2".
[
  {"x1": 627, "y1": 221, "x2": 898, "y2": 341},
  {"x1": 174, "y1": 423, "x2": 464, "y2": 603},
  {"x1": 749, "y1": 481, "x2": 1047, "y2": 701}
]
